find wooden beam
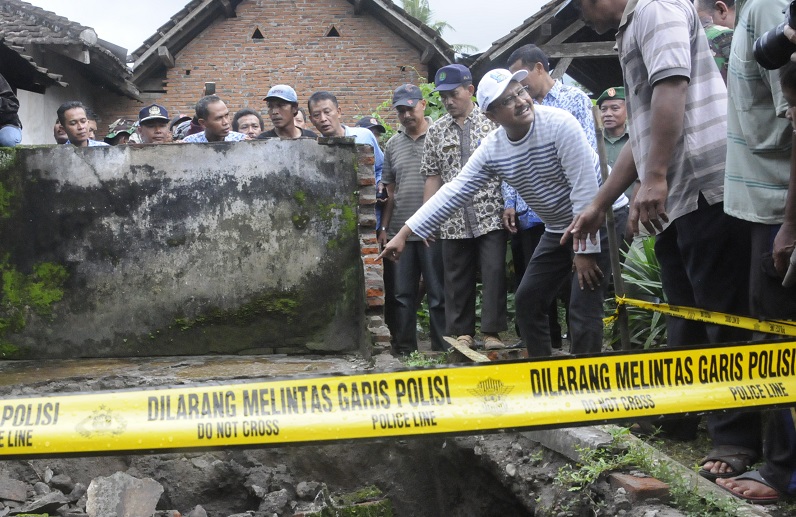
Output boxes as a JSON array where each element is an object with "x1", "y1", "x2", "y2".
[
  {"x1": 420, "y1": 45, "x2": 434, "y2": 65},
  {"x1": 48, "y1": 44, "x2": 91, "y2": 64},
  {"x1": 157, "y1": 46, "x2": 175, "y2": 68},
  {"x1": 353, "y1": 0, "x2": 366, "y2": 15},
  {"x1": 551, "y1": 57, "x2": 572, "y2": 80},
  {"x1": 218, "y1": 0, "x2": 235, "y2": 18},
  {"x1": 541, "y1": 42, "x2": 617, "y2": 59},
  {"x1": 546, "y1": 20, "x2": 585, "y2": 45}
]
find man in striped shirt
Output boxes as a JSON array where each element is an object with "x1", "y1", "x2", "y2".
[
  {"x1": 380, "y1": 69, "x2": 627, "y2": 358},
  {"x1": 569, "y1": 0, "x2": 752, "y2": 443}
]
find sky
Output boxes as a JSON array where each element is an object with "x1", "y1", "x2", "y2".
[{"x1": 23, "y1": 0, "x2": 548, "y2": 55}]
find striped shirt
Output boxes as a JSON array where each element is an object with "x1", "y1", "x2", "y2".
[
  {"x1": 617, "y1": 0, "x2": 727, "y2": 222},
  {"x1": 724, "y1": 0, "x2": 792, "y2": 224},
  {"x1": 503, "y1": 80, "x2": 599, "y2": 230},
  {"x1": 407, "y1": 105, "x2": 626, "y2": 254},
  {"x1": 382, "y1": 120, "x2": 430, "y2": 240}
]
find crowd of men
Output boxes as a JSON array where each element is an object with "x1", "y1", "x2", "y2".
[{"x1": 0, "y1": 0, "x2": 794, "y2": 505}]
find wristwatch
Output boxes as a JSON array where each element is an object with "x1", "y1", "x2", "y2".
[{"x1": 379, "y1": 227, "x2": 387, "y2": 232}]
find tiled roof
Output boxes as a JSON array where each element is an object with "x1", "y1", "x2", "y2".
[{"x1": 0, "y1": 0, "x2": 139, "y2": 98}]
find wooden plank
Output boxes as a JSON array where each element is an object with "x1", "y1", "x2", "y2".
[
  {"x1": 444, "y1": 336, "x2": 490, "y2": 363},
  {"x1": 550, "y1": 57, "x2": 572, "y2": 80},
  {"x1": 545, "y1": 20, "x2": 585, "y2": 45},
  {"x1": 541, "y1": 41, "x2": 617, "y2": 59},
  {"x1": 157, "y1": 46, "x2": 175, "y2": 68}
]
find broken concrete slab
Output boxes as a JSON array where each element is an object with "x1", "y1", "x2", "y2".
[{"x1": 0, "y1": 477, "x2": 27, "y2": 502}]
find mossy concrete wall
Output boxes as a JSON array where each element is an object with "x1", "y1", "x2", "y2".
[{"x1": 0, "y1": 140, "x2": 369, "y2": 359}]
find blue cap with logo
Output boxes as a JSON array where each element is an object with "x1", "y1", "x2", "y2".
[
  {"x1": 264, "y1": 85, "x2": 298, "y2": 103},
  {"x1": 138, "y1": 104, "x2": 169, "y2": 123},
  {"x1": 433, "y1": 64, "x2": 473, "y2": 92}
]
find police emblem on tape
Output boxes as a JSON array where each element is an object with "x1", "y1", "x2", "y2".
[
  {"x1": 76, "y1": 405, "x2": 127, "y2": 438},
  {"x1": 468, "y1": 378, "x2": 514, "y2": 414}
]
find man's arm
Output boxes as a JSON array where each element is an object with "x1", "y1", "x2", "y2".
[
  {"x1": 423, "y1": 175, "x2": 443, "y2": 203},
  {"x1": 378, "y1": 183, "x2": 396, "y2": 247},
  {"x1": 774, "y1": 133, "x2": 796, "y2": 276},
  {"x1": 633, "y1": 76, "x2": 686, "y2": 233}
]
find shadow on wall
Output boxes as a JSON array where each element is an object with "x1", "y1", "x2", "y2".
[{"x1": 0, "y1": 140, "x2": 369, "y2": 359}]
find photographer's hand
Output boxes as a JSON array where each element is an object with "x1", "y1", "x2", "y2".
[{"x1": 786, "y1": 25, "x2": 796, "y2": 59}]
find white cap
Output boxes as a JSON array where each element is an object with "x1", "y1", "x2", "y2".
[{"x1": 476, "y1": 69, "x2": 529, "y2": 111}]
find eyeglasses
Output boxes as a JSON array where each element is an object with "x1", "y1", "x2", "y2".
[{"x1": 497, "y1": 86, "x2": 531, "y2": 108}]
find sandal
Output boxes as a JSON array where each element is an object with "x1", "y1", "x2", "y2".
[
  {"x1": 483, "y1": 335, "x2": 506, "y2": 350},
  {"x1": 717, "y1": 470, "x2": 782, "y2": 504},
  {"x1": 698, "y1": 445, "x2": 758, "y2": 481},
  {"x1": 456, "y1": 335, "x2": 475, "y2": 349}
]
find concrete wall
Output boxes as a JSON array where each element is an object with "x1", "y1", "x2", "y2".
[{"x1": 0, "y1": 138, "x2": 369, "y2": 359}]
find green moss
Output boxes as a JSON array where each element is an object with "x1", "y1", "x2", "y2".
[
  {"x1": 0, "y1": 259, "x2": 68, "y2": 352},
  {"x1": 336, "y1": 485, "x2": 383, "y2": 505},
  {"x1": 293, "y1": 190, "x2": 307, "y2": 206},
  {"x1": 172, "y1": 292, "x2": 302, "y2": 331}
]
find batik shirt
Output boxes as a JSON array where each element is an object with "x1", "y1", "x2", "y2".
[
  {"x1": 183, "y1": 131, "x2": 247, "y2": 143},
  {"x1": 420, "y1": 106, "x2": 502, "y2": 239}
]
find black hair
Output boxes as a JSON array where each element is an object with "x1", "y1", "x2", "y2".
[
  {"x1": 308, "y1": 91, "x2": 339, "y2": 111},
  {"x1": 780, "y1": 61, "x2": 796, "y2": 92},
  {"x1": 232, "y1": 108, "x2": 264, "y2": 131},
  {"x1": 195, "y1": 94, "x2": 223, "y2": 120},
  {"x1": 56, "y1": 101, "x2": 87, "y2": 125},
  {"x1": 507, "y1": 44, "x2": 550, "y2": 72}
]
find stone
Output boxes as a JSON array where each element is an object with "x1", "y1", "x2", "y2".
[
  {"x1": 68, "y1": 483, "x2": 87, "y2": 503},
  {"x1": 257, "y1": 488, "x2": 291, "y2": 514},
  {"x1": 33, "y1": 481, "x2": 51, "y2": 495},
  {"x1": 0, "y1": 477, "x2": 27, "y2": 502},
  {"x1": 185, "y1": 505, "x2": 208, "y2": 517},
  {"x1": 85, "y1": 472, "x2": 164, "y2": 517},
  {"x1": 296, "y1": 481, "x2": 321, "y2": 501},
  {"x1": 505, "y1": 464, "x2": 517, "y2": 477},
  {"x1": 10, "y1": 490, "x2": 68, "y2": 515},
  {"x1": 50, "y1": 474, "x2": 75, "y2": 493},
  {"x1": 609, "y1": 473, "x2": 670, "y2": 504}
]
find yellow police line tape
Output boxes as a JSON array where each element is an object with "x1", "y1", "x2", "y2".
[
  {"x1": 607, "y1": 296, "x2": 796, "y2": 336},
  {"x1": 1, "y1": 340, "x2": 795, "y2": 458}
]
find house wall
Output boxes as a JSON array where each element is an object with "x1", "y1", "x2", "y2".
[{"x1": 95, "y1": 0, "x2": 428, "y2": 138}]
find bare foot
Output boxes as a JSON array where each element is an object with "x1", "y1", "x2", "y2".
[
  {"x1": 716, "y1": 476, "x2": 779, "y2": 501},
  {"x1": 701, "y1": 460, "x2": 734, "y2": 477}
]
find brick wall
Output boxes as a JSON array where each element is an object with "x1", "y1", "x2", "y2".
[{"x1": 96, "y1": 0, "x2": 428, "y2": 135}]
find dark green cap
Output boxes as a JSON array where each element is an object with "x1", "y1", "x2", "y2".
[{"x1": 596, "y1": 86, "x2": 625, "y2": 106}]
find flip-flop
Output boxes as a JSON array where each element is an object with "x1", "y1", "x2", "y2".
[
  {"x1": 718, "y1": 470, "x2": 781, "y2": 505},
  {"x1": 698, "y1": 445, "x2": 757, "y2": 481}
]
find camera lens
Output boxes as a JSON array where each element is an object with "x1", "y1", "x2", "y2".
[{"x1": 753, "y1": 21, "x2": 796, "y2": 70}]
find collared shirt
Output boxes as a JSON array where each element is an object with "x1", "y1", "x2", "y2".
[
  {"x1": 382, "y1": 118, "x2": 431, "y2": 240},
  {"x1": 617, "y1": 0, "x2": 727, "y2": 223},
  {"x1": 503, "y1": 80, "x2": 598, "y2": 230},
  {"x1": 408, "y1": 105, "x2": 626, "y2": 254},
  {"x1": 724, "y1": 0, "x2": 792, "y2": 224},
  {"x1": 420, "y1": 105, "x2": 502, "y2": 239},
  {"x1": 66, "y1": 139, "x2": 109, "y2": 147},
  {"x1": 183, "y1": 131, "x2": 247, "y2": 143},
  {"x1": 604, "y1": 127, "x2": 629, "y2": 169}
]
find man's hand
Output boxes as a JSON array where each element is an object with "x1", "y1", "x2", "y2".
[
  {"x1": 573, "y1": 254, "x2": 603, "y2": 291},
  {"x1": 377, "y1": 229, "x2": 388, "y2": 248},
  {"x1": 502, "y1": 208, "x2": 518, "y2": 233},
  {"x1": 377, "y1": 226, "x2": 412, "y2": 262},
  {"x1": 561, "y1": 204, "x2": 605, "y2": 251},
  {"x1": 774, "y1": 222, "x2": 796, "y2": 277},
  {"x1": 631, "y1": 176, "x2": 670, "y2": 235}
]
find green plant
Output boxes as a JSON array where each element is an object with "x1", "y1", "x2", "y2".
[
  {"x1": 607, "y1": 237, "x2": 667, "y2": 349},
  {"x1": 556, "y1": 428, "x2": 742, "y2": 516},
  {"x1": 402, "y1": 350, "x2": 448, "y2": 367}
]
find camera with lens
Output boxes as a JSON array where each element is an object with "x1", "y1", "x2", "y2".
[{"x1": 754, "y1": 1, "x2": 796, "y2": 70}]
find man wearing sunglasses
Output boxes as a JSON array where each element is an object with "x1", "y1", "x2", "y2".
[{"x1": 380, "y1": 69, "x2": 627, "y2": 358}]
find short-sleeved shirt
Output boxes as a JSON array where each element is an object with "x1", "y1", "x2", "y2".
[
  {"x1": 420, "y1": 105, "x2": 502, "y2": 239},
  {"x1": 724, "y1": 0, "x2": 792, "y2": 224},
  {"x1": 258, "y1": 128, "x2": 317, "y2": 139},
  {"x1": 381, "y1": 120, "x2": 431, "y2": 240},
  {"x1": 408, "y1": 105, "x2": 626, "y2": 254},
  {"x1": 66, "y1": 139, "x2": 109, "y2": 147},
  {"x1": 617, "y1": 0, "x2": 727, "y2": 223},
  {"x1": 183, "y1": 131, "x2": 247, "y2": 143}
]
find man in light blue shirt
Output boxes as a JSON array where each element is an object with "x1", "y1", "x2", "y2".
[
  {"x1": 57, "y1": 101, "x2": 109, "y2": 148},
  {"x1": 183, "y1": 95, "x2": 247, "y2": 143},
  {"x1": 308, "y1": 91, "x2": 384, "y2": 225}
]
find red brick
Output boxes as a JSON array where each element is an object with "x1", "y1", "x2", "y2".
[{"x1": 609, "y1": 473, "x2": 670, "y2": 504}]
